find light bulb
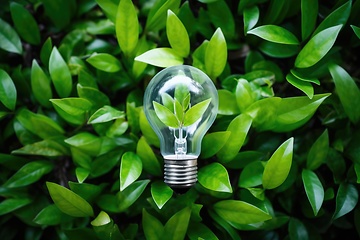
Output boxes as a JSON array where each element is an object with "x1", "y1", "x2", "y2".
[{"x1": 143, "y1": 65, "x2": 219, "y2": 191}]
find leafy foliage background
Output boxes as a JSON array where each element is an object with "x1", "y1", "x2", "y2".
[{"x1": 1, "y1": 0, "x2": 360, "y2": 239}]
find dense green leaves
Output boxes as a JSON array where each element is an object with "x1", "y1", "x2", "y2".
[{"x1": 0, "y1": 18, "x2": 22, "y2": 54}]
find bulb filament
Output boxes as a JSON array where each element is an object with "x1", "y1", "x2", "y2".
[{"x1": 174, "y1": 127, "x2": 187, "y2": 157}]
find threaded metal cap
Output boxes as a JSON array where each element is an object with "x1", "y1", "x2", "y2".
[{"x1": 164, "y1": 158, "x2": 197, "y2": 191}]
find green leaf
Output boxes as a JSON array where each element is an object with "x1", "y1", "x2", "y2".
[
  {"x1": 4, "y1": 161, "x2": 53, "y2": 188},
  {"x1": 116, "y1": 0, "x2": 139, "y2": 56},
  {"x1": 187, "y1": 222, "x2": 219, "y2": 240},
  {"x1": 12, "y1": 138, "x2": 69, "y2": 157},
  {"x1": 151, "y1": 181, "x2": 173, "y2": 209},
  {"x1": 205, "y1": 28, "x2": 227, "y2": 80},
  {"x1": 207, "y1": 0, "x2": 235, "y2": 39},
  {"x1": 217, "y1": 114, "x2": 252, "y2": 163},
  {"x1": 217, "y1": 89, "x2": 240, "y2": 115},
  {"x1": 328, "y1": 63, "x2": 360, "y2": 124},
  {"x1": 307, "y1": 129, "x2": 329, "y2": 170},
  {"x1": 235, "y1": 79, "x2": 255, "y2": 112},
  {"x1": 0, "y1": 198, "x2": 32, "y2": 216},
  {"x1": 0, "y1": 18, "x2": 22, "y2": 54},
  {"x1": 136, "y1": 136, "x2": 162, "y2": 176},
  {"x1": 166, "y1": 10, "x2": 190, "y2": 57},
  {"x1": 31, "y1": 60, "x2": 52, "y2": 108},
  {"x1": 49, "y1": 47, "x2": 72, "y2": 97},
  {"x1": 142, "y1": 209, "x2": 164, "y2": 240},
  {"x1": 41, "y1": 0, "x2": 72, "y2": 29},
  {"x1": 333, "y1": 183, "x2": 358, "y2": 220},
  {"x1": 295, "y1": 25, "x2": 342, "y2": 68},
  {"x1": 163, "y1": 207, "x2": 191, "y2": 240},
  {"x1": 201, "y1": 131, "x2": 231, "y2": 159},
  {"x1": 145, "y1": 0, "x2": 181, "y2": 32},
  {"x1": 86, "y1": 53, "x2": 122, "y2": 72},
  {"x1": 238, "y1": 161, "x2": 265, "y2": 188},
  {"x1": 174, "y1": 99, "x2": 184, "y2": 122},
  {"x1": 262, "y1": 137, "x2": 293, "y2": 189},
  {"x1": 198, "y1": 163, "x2": 232, "y2": 193},
  {"x1": 91, "y1": 150, "x2": 123, "y2": 177},
  {"x1": 243, "y1": 6, "x2": 260, "y2": 34},
  {"x1": 75, "y1": 168, "x2": 90, "y2": 183},
  {"x1": 46, "y1": 182, "x2": 94, "y2": 217},
  {"x1": 286, "y1": 73, "x2": 314, "y2": 99},
  {"x1": 301, "y1": 0, "x2": 318, "y2": 40},
  {"x1": 77, "y1": 84, "x2": 110, "y2": 110},
  {"x1": 139, "y1": 108, "x2": 160, "y2": 147},
  {"x1": 183, "y1": 98, "x2": 211, "y2": 127},
  {"x1": 33, "y1": 204, "x2": 66, "y2": 226},
  {"x1": 312, "y1": 1, "x2": 351, "y2": 37},
  {"x1": 213, "y1": 200, "x2": 272, "y2": 225},
  {"x1": 88, "y1": 105, "x2": 125, "y2": 124},
  {"x1": 351, "y1": 25, "x2": 360, "y2": 39},
  {"x1": 135, "y1": 47, "x2": 183, "y2": 68},
  {"x1": 40, "y1": 37, "x2": 52, "y2": 67},
  {"x1": 289, "y1": 218, "x2": 309, "y2": 240},
  {"x1": 10, "y1": 2, "x2": 40, "y2": 45},
  {"x1": 302, "y1": 169, "x2": 324, "y2": 216},
  {"x1": 247, "y1": 25, "x2": 299, "y2": 45},
  {"x1": 50, "y1": 98, "x2": 93, "y2": 125},
  {"x1": 120, "y1": 152, "x2": 143, "y2": 191},
  {"x1": 117, "y1": 180, "x2": 150, "y2": 212},
  {"x1": 0, "y1": 69, "x2": 17, "y2": 111},
  {"x1": 161, "y1": 93, "x2": 175, "y2": 111},
  {"x1": 95, "y1": 0, "x2": 118, "y2": 22},
  {"x1": 65, "y1": 132, "x2": 101, "y2": 157},
  {"x1": 153, "y1": 101, "x2": 179, "y2": 128}
]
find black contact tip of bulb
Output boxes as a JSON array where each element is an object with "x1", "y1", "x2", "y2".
[{"x1": 169, "y1": 185, "x2": 192, "y2": 195}]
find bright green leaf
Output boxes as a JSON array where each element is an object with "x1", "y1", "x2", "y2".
[
  {"x1": 163, "y1": 207, "x2": 191, "y2": 240},
  {"x1": 307, "y1": 129, "x2": 329, "y2": 170},
  {"x1": 201, "y1": 131, "x2": 231, "y2": 159},
  {"x1": 116, "y1": 0, "x2": 139, "y2": 56},
  {"x1": 333, "y1": 183, "x2": 358, "y2": 220},
  {"x1": 205, "y1": 28, "x2": 227, "y2": 80},
  {"x1": 145, "y1": 0, "x2": 181, "y2": 32},
  {"x1": 235, "y1": 79, "x2": 255, "y2": 112},
  {"x1": 120, "y1": 152, "x2": 143, "y2": 191},
  {"x1": 217, "y1": 89, "x2": 240, "y2": 115},
  {"x1": 295, "y1": 25, "x2": 342, "y2": 68},
  {"x1": 153, "y1": 101, "x2": 179, "y2": 128},
  {"x1": 329, "y1": 63, "x2": 360, "y2": 124},
  {"x1": 247, "y1": 25, "x2": 300, "y2": 45},
  {"x1": 88, "y1": 105, "x2": 125, "y2": 124},
  {"x1": 302, "y1": 169, "x2": 324, "y2": 216},
  {"x1": 151, "y1": 181, "x2": 173, "y2": 209},
  {"x1": 49, "y1": 47, "x2": 72, "y2": 97},
  {"x1": 117, "y1": 180, "x2": 149, "y2": 212},
  {"x1": 213, "y1": 200, "x2": 272, "y2": 225},
  {"x1": 142, "y1": 208, "x2": 164, "y2": 240},
  {"x1": 198, "y1": 163, "x2": 232, "y2": 193},
  {"x1": 0, "y1": 69, "x2": 17, "y2": 111},
  {"x1": 135, "y1": 48, "x2": 183, "y2": 68},
  {"x1": 12, "y1": 138, "x2": 69, "y2": 157},
  {"x1": 46, "y1": 182, "x2": 94, "y2": 217},
  {"x1": 86, "y1": 53, "x2": 122, "y2": 72},
  {"x1": 244, "y1": 6, "x2": 259, "y2": 34},
  {"x1": 238, "y1": 161, "x2": 264, "y2": 188},
  {"x1": 183, "y1": 98, "x2": 211, "y2": 127},
  {"x1": 33, "y1": 204, "x2": 66, "y2": 226},
  {"x1": 31, "y1": 60, "x2": 52, "y2": 108},
  {"x1": 0, "y1": 18, "x2": 22, "y2": 54},
  {"x1": 50, "y1": 98, "x2": 93, "y2": 125},
  {"x1": 166, "y1": 10, "x2": 190, "y2": 57},
  {"x1": 286, "y1": 73, "x2": 314, "y2": 99},
  {"x1": 262, "y1": 137, "x2": 293, "y2": 190}
]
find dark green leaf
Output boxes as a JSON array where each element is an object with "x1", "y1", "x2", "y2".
[
  {"x1": 0, "y1": 18, "x2": 22, "y2": 54},
  {"x1": 329, "y1": 63, "x2": 360, "y2": 124},
  {"x1": 120, "y1": 152, "x2": 142, "y2": 191},
  {"x1": 302, "y1": 169, "x2": 324, "y2": 216},
  {"x1": 0, "y1": 69, "x2": 17, "y2": 110},
  {"x1": 91, "y1": 150, "x2": 122, "y2": 178},
  {"x1": 10, "y1": 2, "x2": 40, "y2": 45},
  {"x1": 0, "y1": 198, "x2": 32, "y2": 216},
  {"x1": 205, "y1": 28, "x2": 227, "y2": 80},
  {"x1": 4, "y1": 161, "x2": 53, "y2": 188},
  {"x1": 295, "y1": 25, "x2": 342, "y2": 68},
  {"x1": 31, "y1": 60, "x2": 52, "y2": 108},
  {"x1": 262, "y1": 137, "x2": 293, "y2": 190},
  {"x1": 49, "y1": 47, "x2": 72, "y2": 97},
  {"x1": 167, "y1": 10, "x2": 190, "y2": 57},
  {"x1": 289, "y1": 218, "x2": 309, "y2": 240},
  {"x1": 117, "y1": 180, "x2": 149, "y2": 212},
  {"x1": 187, "y1": 222, "x2": 219, "y2": 240},
  {"x1": 307, "y1": 129, "x2": 329, "y2": 170},
  {"x1": 201, "y1": 131, "x2": 231, "y2": 159},
  {"x1": 46, "y1": 182, "x2": 94, "y2": 217},
  {"x1": 86, "y1": 53, "x2": 122, "y2": 72},
  {"x1": 333, "y1": 183, "x2": 358, "y2": 220},
  {"x1": 198, "y1": 163, "x2": 232, "y2": 193},
  {"x1": 301, "y1": 0, "x2": 318, "y2": 40},
  {"x1": 33, "y1": 204, "x2": 67, "y2": 226},
  {"x1": 135, "y1": 48, "x2": 183, "y2": 68},
  {"x1": 41, "y1": 0, "x2": 72, "y2": 29},
  {"x1": 151, "y1": 181, "x2": 173, "y2": 209},
  {"x1": 213, "y1": 200, "x2": 272, "y2": 225},
  {"x1": 351, "y1": 25, "x2": 360, "y2": 39},
  {"x1": 77, "y1": 84, "x2": 110, "y2": 109},
  {"x1": 116, "y1": 0, "x2": 139, "y2": 56},
  {"x1": 286, "y1": 73, "x2": 314, "y2": 99},
  {"x1": 247, "y1": 25, "x2": 299, "y2": 45}
]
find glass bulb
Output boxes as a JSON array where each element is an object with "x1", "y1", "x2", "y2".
[{"x1": 143, "y1": 65, "x2": 218, "y2": 191}]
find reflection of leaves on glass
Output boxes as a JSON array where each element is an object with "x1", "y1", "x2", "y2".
[{"x1": 153, "y1": 92, "x2": 211, "y2": 128}]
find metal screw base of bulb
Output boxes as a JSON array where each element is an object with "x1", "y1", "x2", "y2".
[{"x1": 164, "y1": 158, "x2": 197, "y2": 190}]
